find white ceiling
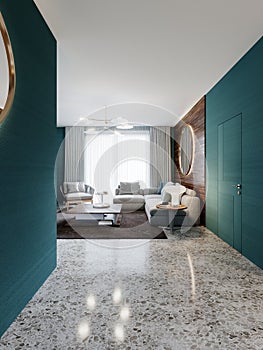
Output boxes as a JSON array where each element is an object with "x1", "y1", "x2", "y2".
[{"x1": 34, "y1": 0, "x2": 263, "y2": 127}]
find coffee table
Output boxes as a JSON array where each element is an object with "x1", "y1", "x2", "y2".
[{"x1": 67, "y1": 203, "x2": 122, "y2": 226}]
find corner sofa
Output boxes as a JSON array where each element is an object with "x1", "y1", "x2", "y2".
[{"x1": 113, "y1": 181, "x2": 200, "y2": 228}]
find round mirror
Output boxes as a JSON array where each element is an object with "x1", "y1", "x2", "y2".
[
  {"x1": 0, "y1": 12, "x2": 16, "y2": 124},
  {"x1": 179, "y1": 124, "x2": 194, "y2": 175}
]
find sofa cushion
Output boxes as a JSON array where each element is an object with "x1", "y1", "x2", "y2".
[
  {"x1": 146, "y1": 198, "x2": 187, "y2": 216},
  {"x1": 144, "y1": 194, "x2": 162, "y2": 201},
  {"x1": 143, "y1": 187, "x2": 158, "y2": 195},
  {"x1": 186, "y1": 188, "x2": 197, "y2": 197},
  {"x1": 115, "y1": 187, "x2": 143, "y2": 195},
  {"x1": 181, "y1": 194, "x2": 196, "y2": 207},
  {"x1": 78, "y1": 182, "x2": 86, "y2": 193},
  {"x1": 113, "y1": 194, "x2": 145, "y2": 204},
  {"x1": 145, "y1": 198, "x2": 168, "y2": 217},
  {"x1": 119, "y1": 181, "x2": 140, "y2": 194},
  {"x1": 65, "y1": 192, "x2": 93, "y2": 200}
]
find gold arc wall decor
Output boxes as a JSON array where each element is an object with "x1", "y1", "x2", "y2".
[
  {"x1": 0, "y1": 12, "x2": 16, "y2": 124},
  {"x1": 179, "y1": 124, "x2": 195, "y2": 176}
]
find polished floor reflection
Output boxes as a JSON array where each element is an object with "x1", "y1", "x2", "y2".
[{"x1": 1, "y1": 227, "x2": 263, "y2": 349}]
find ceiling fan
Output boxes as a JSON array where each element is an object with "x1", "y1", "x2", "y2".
[{"x1": 81, "y1": 105, "x2": 133, "y2": 130}]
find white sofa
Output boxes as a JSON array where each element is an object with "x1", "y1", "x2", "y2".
[
  {"x1": 113, "y1": 185, "x2": 157, "y2": 212},
  {"x1": 144, "y1": 189, "x2": 200, "y2": 227},
  {"x1": 113, "y1": 182, "x2": 200, "y2": 228}
]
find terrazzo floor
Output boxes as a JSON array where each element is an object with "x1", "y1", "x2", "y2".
[{"x1": 1, "y1": 227, "x2": 263, "y2": 349}]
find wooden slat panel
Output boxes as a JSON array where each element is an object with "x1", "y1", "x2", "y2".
[{"x1": 172, "y1": 96, "x2": 206, "y2": 224}]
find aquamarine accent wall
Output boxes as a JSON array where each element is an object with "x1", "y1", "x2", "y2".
[
  {"x1": 0, "y1": 1, "x2": 62, "y2": 336},
  {"x1": 206, "y1": 37, "x2": 263, "y2": 268}
]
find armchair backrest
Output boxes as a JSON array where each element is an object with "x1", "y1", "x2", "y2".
[
  {"x1": 85, "y1": 184, "x2": 95, "y2": 195},
  {"x1": 61, "y1": 182, "x2": 95, "y2": 195}
]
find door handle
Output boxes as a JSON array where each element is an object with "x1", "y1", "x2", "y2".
[{"x1": 232, "y1": 184, "x2": 241, "y2": 189}]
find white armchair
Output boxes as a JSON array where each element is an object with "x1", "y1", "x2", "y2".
[{"x1": 60, "y1": 182, "x2": 94, "y2": 210}]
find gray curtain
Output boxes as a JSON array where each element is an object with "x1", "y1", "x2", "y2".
[
  {"x1": 64, "y1": 126, "x2": 85, "y2": 182},
  {"x1": 150, "y1": 126, "x2": 171, "y2": 187}
]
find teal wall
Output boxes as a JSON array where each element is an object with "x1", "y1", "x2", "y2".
[
  {"x1": 55, "y1": 128, "x2": 65, "y2": 205},
  {"x1": 0, "y1": 1, "x2": 63, "y2": 336},
  {"x1": 206, "y1": 37, "x2": 263, "y2": 268}
]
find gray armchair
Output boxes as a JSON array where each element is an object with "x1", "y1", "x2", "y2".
[{"x1": 60, "y1": 182, "x2": 95, "y2": 210}]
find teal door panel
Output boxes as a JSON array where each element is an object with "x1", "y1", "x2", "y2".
[
  {"x1": 218, "y1": 193, "x2": 234, "y2": 246},
  {"x1": 218, "y1": 114, "x2": 242, "y2": 251},
  {"x1": 206, "y1": 37, "x2": 263, "y2": 269}
]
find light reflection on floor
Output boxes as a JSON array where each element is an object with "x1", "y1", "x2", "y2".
[{"x1": 1, "y1": 227, "x2": 263, "y2": 349}]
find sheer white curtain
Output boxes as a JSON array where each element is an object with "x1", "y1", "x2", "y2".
[
  {"x1": 150, "y1": 126, "x2": 171, "y2": 187},
  {"x1": 84, "y1": 129, "x2": 150, "y2": 202},
  {"x1": 64, "y1": 126, "x2": 85, "y2": 181}
]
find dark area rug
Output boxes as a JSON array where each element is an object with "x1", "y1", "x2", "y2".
[{"x1": 57, "y1": 210, "x2": 167, "y2": 239}]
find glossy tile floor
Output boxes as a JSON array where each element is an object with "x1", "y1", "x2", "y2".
[{"x1": 1, "y1": 227, "x2": 263, "y2": 349}]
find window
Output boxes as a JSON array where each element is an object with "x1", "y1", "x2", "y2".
[{"x1": 84, "y1": 128, "x2": 150, "y2": 200}]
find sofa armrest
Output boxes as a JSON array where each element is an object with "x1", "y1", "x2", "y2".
[
  {"x1": 181, "y1": 195, "x2": 200, "y2": 225},
  {"x1": 60, "y1": 185, "x2": 66, "y2": 198},
  {"x1": 85, "y1": 184, "x2": 95, "y2": 195}
]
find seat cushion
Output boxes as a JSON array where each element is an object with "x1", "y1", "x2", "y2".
[
  {"x1": 65, "y1": 192, "x2": 93, "y2": 200},
  {"x1": 145, "y1": 198, "x2": 167, "y2": 217},
  {"x1": 144, "y1": 194, "x2": 162, "y2": 201},
  {"x1": 145, "y1": 197, "x2": 186, "y2": 217},
  {"x1": 113, "y1": 194, "x2": 145, "y2": 204}
]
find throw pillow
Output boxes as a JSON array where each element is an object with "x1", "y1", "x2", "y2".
[
  {"x1": 119, "y1": 181, "x2": 140, "y2": 194},
  {"x1": 78, "y1": 182, "x2": 86, "y2": 193},
  {"x1": 67, "y1": 182, "x2": 79, "y2": 193},
  {"x1": 157, "y1": 181, "x2": 164, "y2": 194},
  {"x1": 65, "y1": 182, "x2": 80, "y2": 193}
]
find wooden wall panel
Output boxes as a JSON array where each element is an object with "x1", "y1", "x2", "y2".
[{"x1": 172, "y1": 96, "x2": 206, "y2": 224}]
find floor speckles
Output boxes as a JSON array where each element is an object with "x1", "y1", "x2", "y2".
[{"x1": 1, "y1": 227, "x2": 263, "y2": 349}]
